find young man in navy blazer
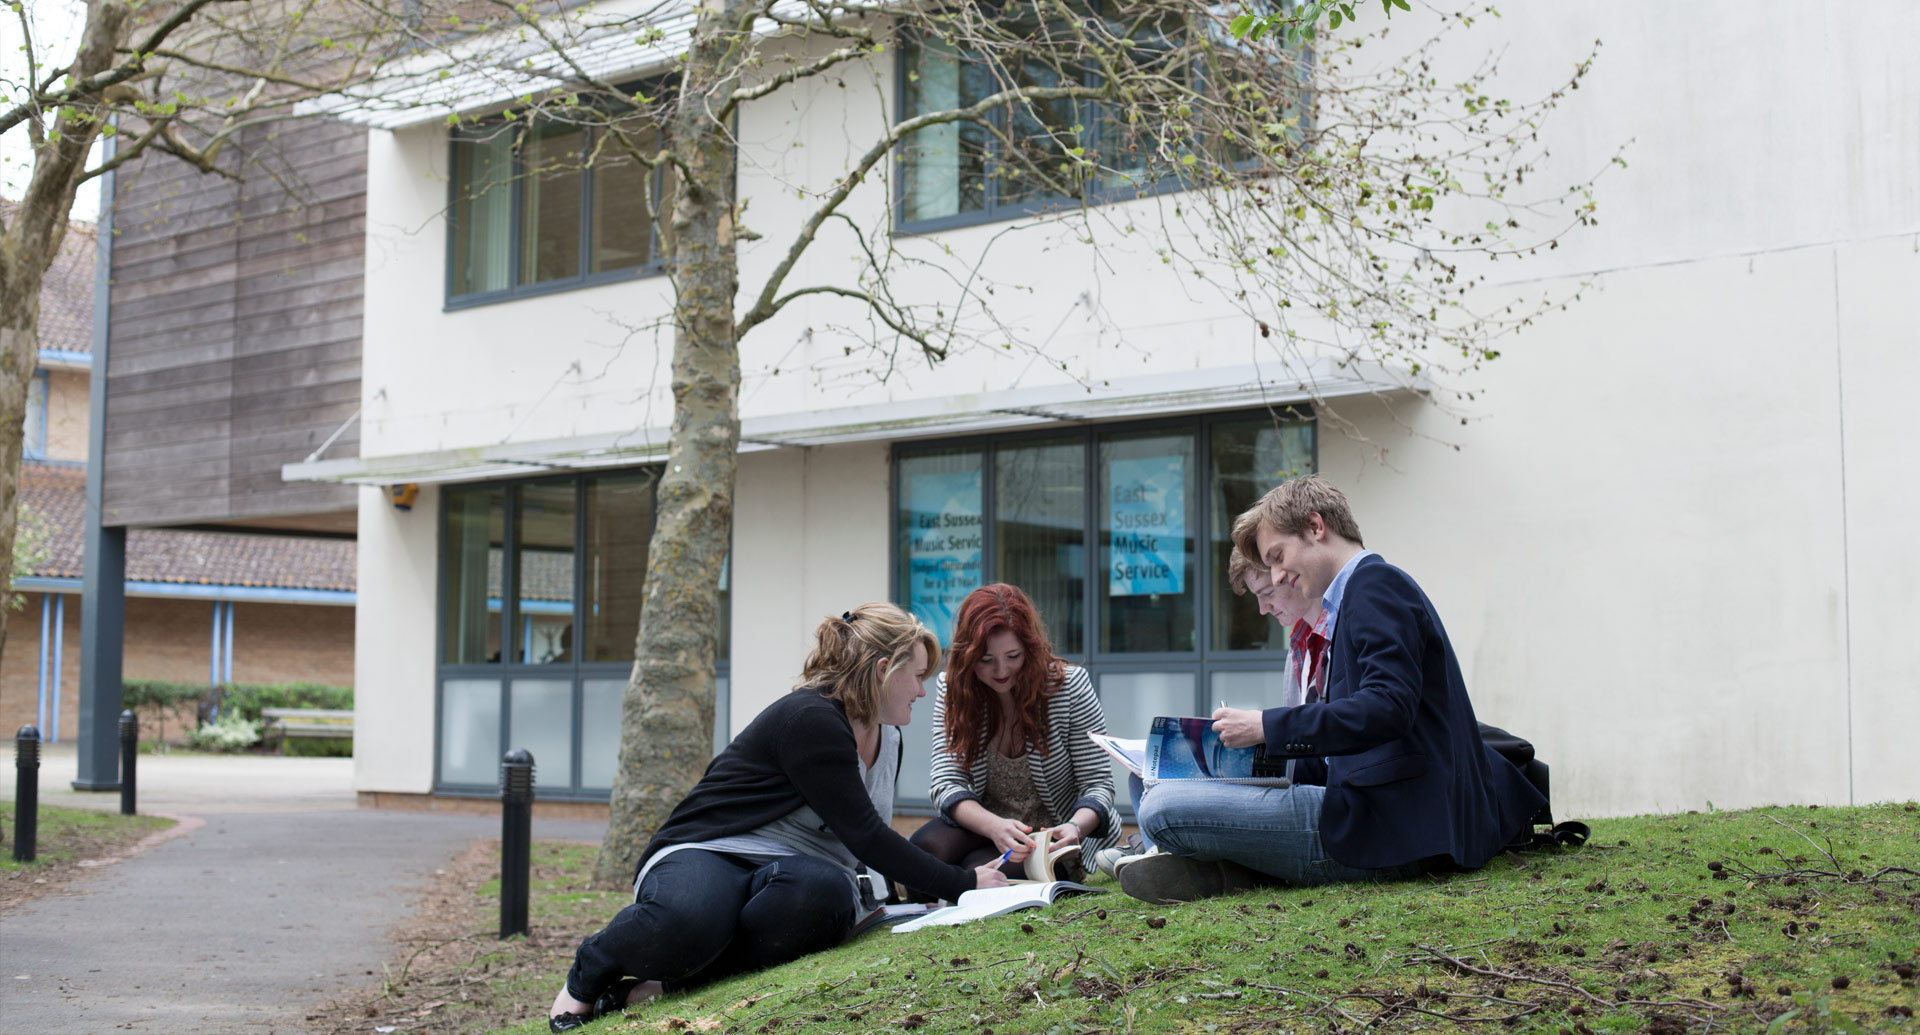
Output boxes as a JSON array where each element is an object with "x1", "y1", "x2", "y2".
[{"x1": 1121, "y1": 476, "x2": 1544, "y2": 904}]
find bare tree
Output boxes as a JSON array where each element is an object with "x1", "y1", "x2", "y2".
[{"x1": 0, "y1": 0, "x2": 406, "y2": 669}]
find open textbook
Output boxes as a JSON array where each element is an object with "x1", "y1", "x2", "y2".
[
  {"x1": 892, "y1": 881, "x2": 1105, "y2": 932},
  {"x1": 1023, "y1": 827, "x2": 1082, "y2": 883},
  {"x1": 1089, "y1": 719, "x2": 1290, "y2": 786}
]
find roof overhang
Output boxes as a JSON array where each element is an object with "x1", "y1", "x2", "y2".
[
  {"x1": 298, "y1": 0, "x2": 807, "y2": 131},
  {"x1": 282, "y1": 359, "x2": 1422, "y2": 487}
]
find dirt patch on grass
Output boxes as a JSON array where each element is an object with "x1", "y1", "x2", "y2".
[
  {"x1": 307, "y1": 838, "x2": 602, "y2": 1035},
  {"x1": 0, "y1": 804, "x2": 180, "y2": 914}
]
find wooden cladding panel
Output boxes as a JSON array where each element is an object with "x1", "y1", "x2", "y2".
[{"x1": 103, "y1": 116, "x2": 365, "y2": 528}]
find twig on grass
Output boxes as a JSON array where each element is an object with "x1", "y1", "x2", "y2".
[{"x1": 1410, "y1": 944, "x2": 1721, "y2": 1022}]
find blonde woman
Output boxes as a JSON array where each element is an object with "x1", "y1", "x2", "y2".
[{"x1": 548, "y1": 603, "x2": 1009, "y2": 1031}]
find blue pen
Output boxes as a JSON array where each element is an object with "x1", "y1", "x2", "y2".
[{"x1": 995, "y1": 847, "x2": 1014, "y2": 867}]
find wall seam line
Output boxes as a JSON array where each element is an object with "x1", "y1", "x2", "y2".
[{"x1": 1830, "y1": 247, "x2": 1854, "y2": 807}]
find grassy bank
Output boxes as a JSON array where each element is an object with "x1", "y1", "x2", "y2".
[{"x1": 398, "y1": 803, "x2": 1920, "y2": 1034}]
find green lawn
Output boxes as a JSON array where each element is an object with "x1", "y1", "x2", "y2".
[
  {"x1": 471, "y1": 803, "x2": 1919, "y2": 1034},
  {"x1": 0, "y1": 801, "x2": 173, "y2": 872}
]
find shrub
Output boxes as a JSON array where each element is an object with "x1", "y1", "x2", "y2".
[
  {"x1": 121, "y1": 680, "x2": 210, "y2": 735},
  {"x1": 187, "y1": 712, "x2": 263, "y2": 752},
  {"x1": 221, "y1": 682, "x2": 353, "y2": 723},
  {"x1": 282, "y1": 737, "x2": 353, "y2": 758}
]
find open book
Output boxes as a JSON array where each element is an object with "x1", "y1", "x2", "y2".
[
  {"x1": 849, "y1": 902, "x2": 944, "y2": 938},
  {"x1": 1087, "y1": 732, "x2": 1147, "y2": 778},
  {"x1": 892, "y1": 881, "x2": 1104, "y2": 932},
  {"x1": 1023, "y1": 827, "x2": 1083, "y2": 883},
  {"x1": 1146, "y1": 716, "x2": 1289, "y2": 784}
]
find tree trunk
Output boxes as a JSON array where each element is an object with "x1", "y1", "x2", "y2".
[
  {"x1": 592, "y1": 0, "x2": 746, "y2": 887},
  {"x1": 0, "y1": 1, "x2": 129, "y2": 674}
]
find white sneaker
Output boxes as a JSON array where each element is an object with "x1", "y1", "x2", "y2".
[{"x1": 1092, "y1": 842, "x2": 1159, "y2": 879}]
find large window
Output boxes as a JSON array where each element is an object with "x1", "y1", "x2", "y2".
[
  {"x1": 892, "y1": 409, "x2": 1316, "y2": 799},
  {"x1": 897, "y1": 30, "x2": 1100, "y2": 228},
  {"x1": 895, "y1": 1, "x2": 1303, "y2": 234},
  {"x1": 437, "y1": 470, "x2": 731, "y2": 798},
  {"x1": 447, "y1": 118, "x2": 667, "y2": 306}
]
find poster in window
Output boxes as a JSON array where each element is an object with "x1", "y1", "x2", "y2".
[
  {"x1": 906, "y1": 470, "x2": 983, "y2": 638},
  {"x1": 1108, "y1": 455, "x2": 1185, "y2": 597}
]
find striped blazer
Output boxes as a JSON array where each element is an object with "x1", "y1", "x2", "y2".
[{"x1": 927, "y1": 664, "x2": 1122, "y2": 856}]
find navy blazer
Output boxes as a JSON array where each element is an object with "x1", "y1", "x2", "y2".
[{"x1": 1261, "y1": 554, "x2": 1543, "y2": 871}]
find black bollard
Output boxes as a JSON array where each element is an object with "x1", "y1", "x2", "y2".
[
  {"x1": 14, "y1": 726, "x2": 39, "y2": 863},
  {"x1": 119, "y1": 710, "x2": 139, "y2": 816},
  {"x1": 500, "y1": 748, "x2": 534, "y2": 939}
]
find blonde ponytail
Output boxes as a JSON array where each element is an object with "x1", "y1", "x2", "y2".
[{"x1": 799, "y1": 602, "x2": 940, "y2": 724}]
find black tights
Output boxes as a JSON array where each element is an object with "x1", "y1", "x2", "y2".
[
  {"x1": 565, "y1": 849, "x2": 855, "y2": 1003},
  {"x1": 903, "y1": 816, "x2": 1021, "y2": 900}
]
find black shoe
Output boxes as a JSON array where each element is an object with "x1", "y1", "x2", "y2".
[
  {"x1": 549, "y1": 1009, "x2": 593, "y2": 1033},
  {"x1": 1118, "y1": 852, "x2": 1262, "y2": 904},
  {"x1": 593, "y1": 979, "x2": 642, "y2": 1018}
]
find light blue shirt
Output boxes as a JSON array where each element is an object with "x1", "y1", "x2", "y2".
[{"x1": 1317, "y1": 549, "x2": 1376, "y2": 645}]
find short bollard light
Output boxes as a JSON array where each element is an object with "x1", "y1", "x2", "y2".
[
  {"x1": 500, "y1": 748, "x2": 535, "y2": 939},
  {"x1": 119, "y1": 710, "x2": 139, "y2": 816},
  {"x1": 14, "y1": 725, "x2": 40, "y2": 863}
]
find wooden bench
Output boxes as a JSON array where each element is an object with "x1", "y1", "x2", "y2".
[{"x1": 261, "y1": 708, "x2": 355, "y2": 754}]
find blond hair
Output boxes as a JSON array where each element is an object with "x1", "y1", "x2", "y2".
[
  {"x1": 1237, "y1": 475, "x2": 1365, "y2": 568},
  {"x1": 1227, "y1": 509, "x2": 1262, "y2": 595},
  {"x1": 798, "y1": 602, "x2": 941, "y2": 725}
]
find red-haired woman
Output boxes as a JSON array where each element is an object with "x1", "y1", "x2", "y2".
[{"x1": 907, "y1": 584, "x2": 1121, "y2": 887}]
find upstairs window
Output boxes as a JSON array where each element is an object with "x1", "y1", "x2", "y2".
[
  {"x1": 895, "y1": 1, "x2": 1304, "y2": 233},
  {"x1": 448, "y1": 117, "x2": 668, "y2": 306}
]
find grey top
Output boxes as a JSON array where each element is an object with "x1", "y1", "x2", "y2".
[{"x1": 634, "y1": 724, "x2": 900, "y2": 917}]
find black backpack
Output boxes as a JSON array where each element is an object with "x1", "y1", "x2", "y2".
[{"x1": 1479, "y1": 722, "x2": 1590, "y2": 850}]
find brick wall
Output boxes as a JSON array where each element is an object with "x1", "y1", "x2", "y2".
[
  {"x1": 0, "y1": 592, "x2": 354, "y2": 743},
  {"x1": 45, "y1": 369, "x2": 90, "y2": 463}
]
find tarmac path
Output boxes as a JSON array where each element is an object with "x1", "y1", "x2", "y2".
[{"x1": 1, "y1": 745, "x2": 606, "y2": 1034}]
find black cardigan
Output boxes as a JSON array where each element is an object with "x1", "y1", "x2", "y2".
[{"x1": 637, "y1": 687, "x2": 977, "y2": 903}]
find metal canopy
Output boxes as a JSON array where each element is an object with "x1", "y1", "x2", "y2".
[
  {"x1": 300, "y1": 0, "x2": 808, "y2": 130},
  {"x1": 282, "y1": 360, "x2": 1420, "y2": 486}
]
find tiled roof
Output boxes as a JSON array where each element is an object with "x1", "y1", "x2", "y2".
[
  {"x1": 18, "y1": 463, "x2": 356, "y2": 591},
  {"x1": 22, "y1": 205, "x2": 95, "y2": 356}
]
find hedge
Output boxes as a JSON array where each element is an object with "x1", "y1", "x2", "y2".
[{"x1": 121, "y1": 680, "x2": 354, "y2": 735}]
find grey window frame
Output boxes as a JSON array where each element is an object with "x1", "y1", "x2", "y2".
[
  {"x1": 443, "y1": 118, "x2": 670, "y2": 310},
  {"x1": 889, "y1": 6, "x2": 1302, "y2": 237},
  {"x1": 432, "y1": 468, "x2": 732, "y2": 801},
  {"x1": 888, "y1": 406, "x2": 1316, "y2": 810},
  {"x1": 890, "y1": 33, "x2": 1180, "y2": 236}
]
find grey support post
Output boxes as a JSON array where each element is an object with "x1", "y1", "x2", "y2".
[{"x1": 73, "y1": 131, "x2": 125, "y2": 792}]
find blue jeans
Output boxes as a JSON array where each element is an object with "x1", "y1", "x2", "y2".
[
  {"x1": 565, "y1": 849, "x2": 855, "y2": 1002},
  {"x1": 1131, "y1": 777, "x2": 1422, "y2": 887}
]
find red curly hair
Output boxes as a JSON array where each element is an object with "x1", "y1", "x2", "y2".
[{"x1": 942, "y1": 584, "x2": 1066, "y2": 771}]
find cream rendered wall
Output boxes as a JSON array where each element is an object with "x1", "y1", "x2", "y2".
[
  {"x1": 353, "y1": 482, "x2": 441, "y2": 794},
  {"x1": 1834, "y1": 237, "x2": 1920, "y2": 805},
  {"x1": 1320, "y1": 236, "x2": 1920, "y2": 819},
  {"x1": 729, "y1": 442, "x2": 893, "y2": 734}
]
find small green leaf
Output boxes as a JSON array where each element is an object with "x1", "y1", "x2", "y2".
[{"x1": 1766, "y1": 1010, "x2": 1801, "y2": 1035}]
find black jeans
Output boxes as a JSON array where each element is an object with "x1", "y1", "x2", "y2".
[{"x1": 565, "y1": 849, "x2": 856, "y2": 1002}]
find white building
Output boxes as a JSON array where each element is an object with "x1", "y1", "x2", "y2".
[{"x1": 288, "y1": 1, "x2": 1920, "y2": 820}]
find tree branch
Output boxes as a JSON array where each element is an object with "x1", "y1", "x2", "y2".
[
  {"x1": 720, "y1": 39, "x2": 877, "y2": 120},
  {"x1": 736, "y1": 81, "x2": 1109, "y2": 336},
  {"x1": 0, "y1": 0, "x2": 233, "y2": 138}
]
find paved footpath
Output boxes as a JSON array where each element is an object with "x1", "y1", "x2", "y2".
[{"x1": 1, "y1": 745, "x2": 606, "y2": 1033}]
